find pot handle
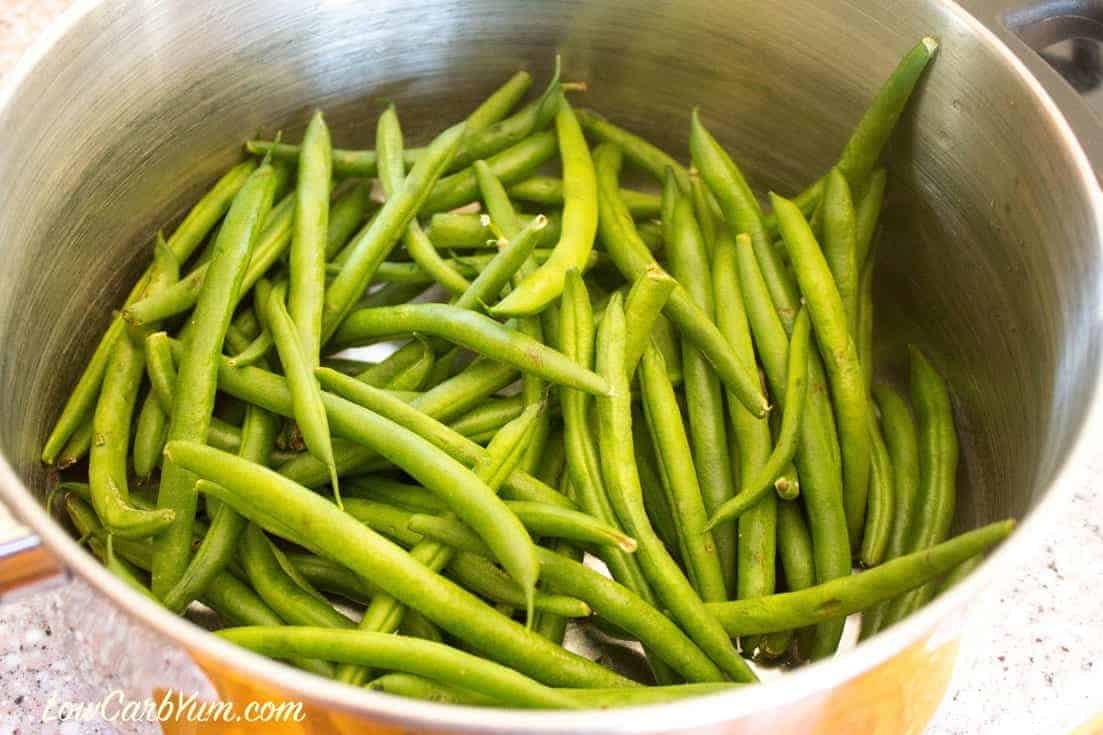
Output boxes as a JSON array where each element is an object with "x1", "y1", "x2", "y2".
[
  {"x1": 978, "y1": 0, "x2": 1103, "y2": 180},
  {"x1": 0, "y1": 503, "x2": 66, "y2": 602}
]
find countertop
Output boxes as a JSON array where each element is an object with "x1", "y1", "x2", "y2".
[{"x1": 1, "y1": 1, "x2": 1101, "y2": 733}]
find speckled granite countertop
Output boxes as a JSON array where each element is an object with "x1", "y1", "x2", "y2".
[{"x1": 1, "y1": 2, "x2": 1101, "y2": 733}]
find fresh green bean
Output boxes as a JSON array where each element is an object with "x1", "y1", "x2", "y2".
[
  {"x1": 323, "y1": 122, "x2": 467, "y2": 339},
  {"x1": 508, "y1": 176, "x2": 661, "y2": 219},
  {"x1": 378, "y1": 104, "x2": 472, "y2": 296},
  {"x1": 882, "y1": 346, "x2": 959, "y2": 626},
  {"x1": 56, "y1": 413, "x2": 95, "y2": 469},
  {"x1": 775, "y1": 464, "x2": 801, "y2": 501},
  {"x1": 364, "y1": 248, "x2": 603, "y2": 287},
  {"x1": 41, "y1": 161, "x2": 257, "y2": 463},
  {"x1": 420, "y1": 131, "x2": 559, "y2": 215},
  {"x1": 409, "y1": 501, "x2": 636, "y2": 554},
  {"x1": 454, "y1": 210, "x2": 547, "y2": 312},
  {"x1": 288, "y1": 109, "x2": 331, "y2": 365},
  {"x1": 857, "y1": 252, "x2": 876, "y2": 392},
  {"x1": 638, "y1": 344, "x2": 727, "y2": 602},
  {"x1": 288, "y1": 552, "x2": 379, "y2": 605},
  {"x1": 876, "y1": 384, "x2": 922, "y2": 564},
  {"x1": 144, "y1": 330, "x2": 178, "y2": 414},
  {"x1": 259, "y1": 279, "x2": 342, "y2": 508},
  {"x1": 595, "y1": 293, "x2": 756, "y2": 683},
  {"x1": 428, "y1": 211, "x2": 561, "y2": 250},
  {"x1": 576, "y1": 109, "x2": 691, "y2": 191},
  {"x1": 100, "y1": 536, "x2": 158, "y2": 601},
  {"x1": 225, "y1": 329, "x2": 272, "y2": 368},
  {"x1": 706, "y1": 307, "x2": 810, "y2": 528},
  {"x1": 123, "y1": 192, "x2": 296, "y2": 327},
  {"x1": 772, "y1": 192, "x2": 872, "y2": 549},
  {"x1": 666, "y1": 192, "x2": 735, "y2": 595},
  {"x1": 622, "y1": 265, "x2": 676, "y2": 377},
  {"x1": 354, "y1": 340, "x2": 429, "y2": 387},
  {"x1": 445, "y1": 551, "x2": 591, "y2": 618},
  {"x1": 592, "y1": 143, "x2": 768, "y2": 418},
  {"x1": 860, "y1": 412, "x2": 895, "y2": 567},
  {"x1": 492, "y1": 102, "x2": 598, "y2": 316},
  {"x1": 632, "y1": 408, "x2": 681, "y2": 561},
  {"x1": 325, "y1": 180, "x2": 372, "y2": 259},
  {"x1": 151, "y1": 161, "x2": 277, "y2": 597},
  {"x1": 384, "y1": 345, "x2": 435, "y2": 392},
  {"x1": 777, "y1": 498, "x2": 818, "y2": 659},
  {"x1": 330, "y1": 304, "x2": 610, "y2": 396},
  {"x1": 220, "y1": 627, "x2": 584, "y2": 709},
  {"x1": 89, "y1": 240, "x2": 179, "y2": 538},
  {"x1": 240, "y1": 523, "x2": 354, "y2": 629},
  {"x1": 689, "y1": 171, "x2": 719, "y2": 257},
  {"x1": 446, "y1": 396, "x2": 525, "y2": 437},
  {"x1": 132, "y1": 393, "x2": 167, "y2": 479},
  {"x1": 822, "y1": 168, "x2": 859, "y2": 334},
  {"x1": 854, "y1": 168, "x2": 886, "y2": 269},
  {"x1": 728, "y1": 233, "x2": 850, "y2": 659},
  {"x1": 399, "y1": 610, "x2": 444, "y2": 644},
  {"x1": 707, "y1": 520, "x2": 1012, "y2": 635}
]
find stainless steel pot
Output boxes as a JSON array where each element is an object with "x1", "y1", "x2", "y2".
[{"x1": 1, "y1": 0, "x2": 1100, "y2": 732}]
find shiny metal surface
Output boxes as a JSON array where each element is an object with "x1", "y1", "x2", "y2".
[{"x1": 0, "y1": 0, "x2": 1100, "y2": 732}]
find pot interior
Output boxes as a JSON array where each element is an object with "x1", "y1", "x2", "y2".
[{"x1": 0, "y1": 0, "x2": 1098, "y2": 674}]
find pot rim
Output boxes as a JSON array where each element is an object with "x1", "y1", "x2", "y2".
[{"x1": 1, "y1": 0, "x2": 1101, "y2": 731}]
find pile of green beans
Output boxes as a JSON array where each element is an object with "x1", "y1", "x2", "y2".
[{"x1": 45, "y1": 44, "x2": 1015, "y2": 708}]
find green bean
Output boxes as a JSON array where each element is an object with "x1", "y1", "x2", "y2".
[
  {"x1": 55, "y1": 413, "x2": 94, "y2": 469},
  {"x1": 330, "y1": 304, "x2": 610, "y2": 395},
  {"x1": 162, "y1": 390, "x2": 279, "y2": 614},
  {"x1": 420, "y1": 131, "x2": 559, "y2": 215},
  {"x1": 343, "y1": 476, "x2": 444, "y2": 512},
  {"x1": 822, "y1": 168, "x2": 859, "y2": 334},
  {"x1": 399, "y1": 610, "x2": 443, "y2": 644},
  {"x1": 41, "y1": 161, "x2": 257, "y2": 464},
  {"x1": 245, "y1": 140, "x2": 396, "y2": 177},
  {"x1": 492, "y1": 104, "x2": 598, "y2": 315},
  {"x1": 240, "y1": 524, "x2": 354, "y2": 629},
  {"x1": 595, "y1": 293, "x2": 756, "y2": 683},
  {"x1": 325, "y1": 180, "x2": 372, "y2": 259},
  {"x1": 151, "y1": 161, "x2": 277, "y2": 597},
  {"x1": 287, "y1": 110, "x2": 332, "y2": 366},
  {"x1": 123, "y1": 192, "x2": 296, "y2": 327},
  {"x1": 707, "y1": 520, "x2": 1011, "y2": 636},
  {"x1": 728, "y1": 233, "x2": 851, "y2": 659},
  {"x1": 221, "y1": 626, "x2": 584, "y2": 709},
  {"x1": 576, "y1": 109, "x2": 691, "y2": 191},
  {"x1": 882, "y1": 346, "x2": 959, "y2": 626},
  {"x1": 167, "y1": 442, "x2": 628, "y2": 689},
  {"x1": 854, "y1": 168, "x2": 886, "y2": 269},
  {"x1": 775, "y1": 463, "x2": 801, "y2": 501},
  {"x1": 132, "y1": 394, "x2": 166, "y2": 479},
  {"x1": 857, "y1": 252, "x2": 876, "y2": 392},
  {"x1": 711, "y1": 232, "x2": 777, "y2": 654},
  {"x1": 446, "y1": 396, "x2": 525, "y2": 437},
  {"x1": 144, "y1": 331, "x2": 178, "y2": 414},
  {"x1": 445, "y1": 552, "x2": 590, "y2": 618},
  {"x1": 557, "y1": 271, "x2": 654, "y2": 600},
  {"x1": 288, "y1": 552, "x2": 379, "y2": 605},
  {"x1": 622, "y1": 265, "x2": 676, "y2": 377},
  {"x1": 428, "y1": 211, "x2": 561, "y2": 250},
  {"x1": 370, "y1": 674, "x2": 735, "y2": 708},
  {"x1": 876, "y1": 384, "x2": 922, "y2": 564},
  {"x1": 706, "y1": 307, "x2": 810, "y2": 528},
  {"x1": 353, "y1": 340, "x2": 429, "y2": 387},
  {"x1": 454, "y1": 210, "x2": 547, "y2": 312},
  {"x1": 860, "y1": 412, "x2": 895, "y2": 567},
  {"x1": 762, "y1": 180, "x2": 824, "y2": 236},
  {"x1": 776, "y1": 498, "x2": 818, "y2": 659},
  {"x1": 384, "y1": 345, "x2": 435, "y2": 391},
  {"x1": 89, "y1": 240, "x2": 178, "y2": 538},
  {"x1": 689, "y1": 171, "x2": 719, "y2": 257},
  {"x1": 225, "y1": 328, "x2": 272, "y2": 368},
  {"x1": 409, "y1": 501, "x2": 636, "y2": 554},
  {"x1": 508, "y1": 176, "x2": 661, "y2": 219},
  {"x1": 592, "y1": 144, "x2": 768, "y2": 418},
  {"x1": 96, "y1": 536, "x2": 158, "y2": 601},
  {"x1": 772, "y1": 191, "x2": 872, "y2": 549},
  {"x1": 936, "y1": 554, "x2": 985, "y2": 596},
  {"x1": 638, "y1": 344, "x2": 727, "y2": 602},
  {"x1": 632, "y1": 408, "x2": 681, "y2": 561},
  {"x1": 379, "y1": 105, "x2": 472, "y2": 297},
  {"x1": 259, "y1": 279, "x2": 342, "y2": 508},
  {"x1": 323, "y1": 122, "x2": 467, "y2": 339},
  {"x1": 337, "y1": 402, "x2": 551, "y2": 685},
  {"x1": 364, "y1": 248, "x2": 602, "y2": 287},
  {"x1": 666, "y1": 192, "x2": 735, "y2": 594}
]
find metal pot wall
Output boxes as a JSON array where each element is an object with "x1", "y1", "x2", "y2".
[{"x1": 1, "y1": 0, "x2": 1101, "y2": 732}]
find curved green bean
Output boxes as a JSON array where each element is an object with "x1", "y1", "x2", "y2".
[
  {"x1": 330, "y1": 303, "x2": 610, "y2": 396},
  {"x1": 855, "y1": 168, "x2": 886, "y2": 268},
  {"x1": 428, "y1": 210, "x2": 561, "y2": 250},
  {"x1": 822, "y1": 168, "x2": 859, "y2": 334},
  {"x1": 492, "y1": 101, "x2": 598, "y2": 316},
  {"x1": 706, "y1": 307, "x2": 810, "y2": 528},
  {"x1": 622, "y1": 265, "x2": 677, "y2": 377},
  {"x1": 144, "y1": 330, "x2": 178, "y2": 414},
  {"x1": 575, "y1": 109, "x2": 691, "y2": 190},
  {"x1": 707, "y1": 519, "x2": 1011, "y2": 636},
  {"x1": 860, "y1": 412, "x2": 895, "y2": 567},
  {"x1": 508, "y1": 176, "x2": 660, "y2": 219}
]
